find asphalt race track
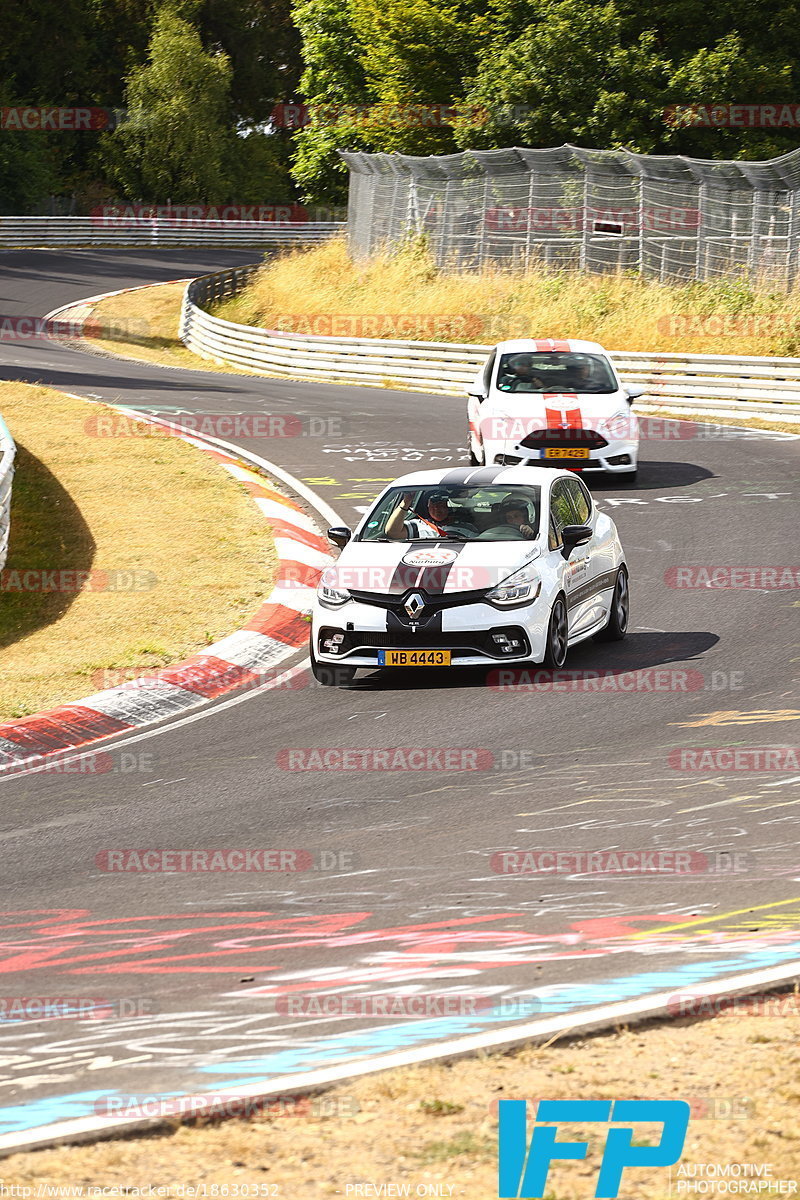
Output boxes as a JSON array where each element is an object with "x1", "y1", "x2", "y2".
[{"x1": 0, "y1": 249, "x2": 799, "y2": 1140}]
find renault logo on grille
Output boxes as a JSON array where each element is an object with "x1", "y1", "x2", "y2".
[{"x1": 404, "y1": 592, "x2": 425, "y2": 618}]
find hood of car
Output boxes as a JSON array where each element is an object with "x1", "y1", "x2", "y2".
[
  {"x1": 326, "y1": 540, "x2": 540, "y2": 597},
  {"x1": 482, "y1": 391, "x2": 633, "y2": 439}
]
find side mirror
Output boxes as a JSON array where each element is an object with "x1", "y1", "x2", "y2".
[
  {"x1": 561, "y1": 524, "x2": 592, "y2": 554},
  {"x1": 327, "y1": 526, "x2": 352, "y2": 549},
  {"x1": 624, "y1": 384, "x2": 646, "y2": 404},
  {"x1": 468, "y1": 390, "x2": 487, "y2": 404}
]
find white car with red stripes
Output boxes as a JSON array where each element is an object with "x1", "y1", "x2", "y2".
[
  {"x1": 310, "y1": 464, "x2": 629, "y2": 686},
  {"x1": 467, "y1": 338, "x2": 643, "y2": 481}
]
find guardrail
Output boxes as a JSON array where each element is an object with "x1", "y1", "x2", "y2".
[
  {"x1": 0, "y1": 217, "x2": 344, "y2": 248},
  {"x1": 0, "y1": 413, "x2": 16, "y2": 572},
  {"x1": 180, "y1": 267, "x2": 800, "y2": 421}
]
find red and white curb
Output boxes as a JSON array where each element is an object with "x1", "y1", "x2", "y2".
[{"x1": 0, "y1": 410, "x2": 334, "y2": 773}]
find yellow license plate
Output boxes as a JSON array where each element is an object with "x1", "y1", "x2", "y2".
[
  {"x1": 544, "y1": 447, "x2": 590, "y2": 459},
  {"x1": 378, "y1": 649, "x2": 451, "y2": 667}
]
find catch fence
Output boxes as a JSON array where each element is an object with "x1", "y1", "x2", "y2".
[{"x1": 341, "y1": 144, "x2": 800, "y2": 286}]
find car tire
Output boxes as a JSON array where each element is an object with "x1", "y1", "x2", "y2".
[
  {"x1": 614, "y1": 468, "x2": 638, "y2": 483},
  {"x1": 310, "y1": 643, "x2": 357, "y2": 687},
  {"x1": 542, "y1": 595, "x2": 569, "y2": 668},
  {"x1": 595, "y1": 566, "x2": 629, "y2": 641}
]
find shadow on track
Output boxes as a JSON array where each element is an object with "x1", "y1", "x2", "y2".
[{"x1": 347, "y1": 630, "x2": 720, "y2": 691}]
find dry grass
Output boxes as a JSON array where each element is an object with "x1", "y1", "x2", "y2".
[
  {"x1": 82, "y1": 282, "x2": 242, "y2": 373},
  {"x1": 216, "y1": 236, "x2": 800, "y2": 357},
  {"x1": 4, "y1": 1000, "x2": 800, "y2": 1196},
  {"x1": 0, "y1": 383, "x2": 276, "y2": 719}
]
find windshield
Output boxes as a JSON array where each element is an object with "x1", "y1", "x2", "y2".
[
  {"x1": 358, "y1": 485, "x2": 542, "y2": 543},
  {"x1": 496, "y1": 351, "x2": 617, "y2": 394}
]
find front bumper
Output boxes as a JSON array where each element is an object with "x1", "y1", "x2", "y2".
[
  {"x1": 488, "y1": 435, "x2": 638, "y2": 473},
  {"x1": 313, "y1": 597, "x2": 549, "y2": 668}
]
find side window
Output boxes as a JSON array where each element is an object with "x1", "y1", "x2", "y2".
[
  {"x1": 564, "y1": 477, "x2": 591, "y2": 524},
  {"x1": 549, "y1": 481, "x2": 578, "y2": 545},
  {"x1": 482, "y1": 349, "x2": 496, "y2": 395},
  {"x1": 548, "y1": 516, "x2": 560, "y2": 551}
]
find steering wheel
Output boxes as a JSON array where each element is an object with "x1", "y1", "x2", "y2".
[
  {"x1": 477, "y1": 525, "x2": 526, "y2": 540},
  {"x1": 504, "y1": 377, "x2": 545, "y2": 392}
]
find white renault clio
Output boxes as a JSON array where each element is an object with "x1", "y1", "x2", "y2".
[
  {"x1": 467, "y1": 338, "x2": 644, "y2": 481},
  {"x1": 310, "y1": 465, "x2": 629, "y2": 686}
]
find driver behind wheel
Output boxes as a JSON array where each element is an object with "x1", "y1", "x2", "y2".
[
  {"x1": 386, "y1": 490, "x2": 477, "y2": 540},
  {"x1": 506, "y1": 354, "x2": 545, "y2": 391},
  {"x1": 499, "y1": 498, "x2": 536, "y2": 539}
]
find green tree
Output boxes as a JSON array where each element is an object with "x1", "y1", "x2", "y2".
[
  {"x1": 290, "y1": 0, "x2": 371, "y2": 201},
  {"x1": 201, "y1": 0, "x2": 303, "y2": 126},
  {"x1": 290, "y1": 0, "x2": 484, "y2": 200},
  {"x1": 455, "y1": 0, "x2": 666, "y2": 152},
  {"x1": 0, "y1": 87, "x2": 58, "y2": 213},
  {"x1": 662, "y1": 34, "x2": 795, "y2": 159},
  {"x1": 100, "y1": 7, "x2": 240, "y2": 202}
]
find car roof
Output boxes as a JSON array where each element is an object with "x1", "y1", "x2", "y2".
[
  {"x1": 492, "y1": 337, "x2": 607, "y2": 355},
  {"x1": 384, "y1": 466, "x2": 576, "y2": 489}
]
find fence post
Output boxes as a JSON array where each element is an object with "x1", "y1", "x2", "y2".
[
  {"x1": 695, "y1": 182, "x2": 706, "y2": 280},
  {"x1": 580, "y1": 170, "x2": 589, "y2": 271}
]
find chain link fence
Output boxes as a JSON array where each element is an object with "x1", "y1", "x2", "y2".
[{"x1": 340, "y1": 144, "x2": 800, "y2": 286}]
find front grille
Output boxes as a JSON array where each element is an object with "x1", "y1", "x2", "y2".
[
  {"x1": 319, "y1": 627, "x2": 530, "y2": 659},
  {"x1": 520, "y1": 429, "x2": 608, "y2": 450}
]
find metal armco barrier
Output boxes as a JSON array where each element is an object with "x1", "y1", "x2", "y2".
[
  {"x1": 0, "y1": 217, "x2": 344, "y2": 248},
  {"x1": 0, "y1": 413, "x2": 16, "y2": 572},
  {"x1": 181, "y1": 267, "x2": 800, "y2": 420}
]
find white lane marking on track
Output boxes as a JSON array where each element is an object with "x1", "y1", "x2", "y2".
[{"x1": 6, "y1": 956, "x2": 800, "y2": 1156}]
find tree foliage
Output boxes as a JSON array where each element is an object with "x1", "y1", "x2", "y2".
[
  {"x1": 100, "y1": 8, "x2": 238, "y2": 202},
  {"x1": 1, "y1": 0, "x2": 800, "y2": 210},
  {"x1": 291, "y1": 0, "x2": 800, "y2": 200}
]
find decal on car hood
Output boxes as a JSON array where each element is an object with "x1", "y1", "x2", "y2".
[{"x1": 332, "y1": 541, "x2": 539, "y2": 597}]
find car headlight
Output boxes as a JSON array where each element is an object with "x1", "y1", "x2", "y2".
[
  {"x1": 317, "y1": 568, "x2": 351, "y2": 607},
  {"x1": 486, "y1": 561, "x2": 542, "y2": 606},
  {"x1": 605, "y1": 409, "x2": 635, "y2": 439}
]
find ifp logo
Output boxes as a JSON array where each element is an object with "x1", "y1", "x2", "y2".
[{"x1": 498, "y1": 1099, "x2": 690, "y2": 1197}]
